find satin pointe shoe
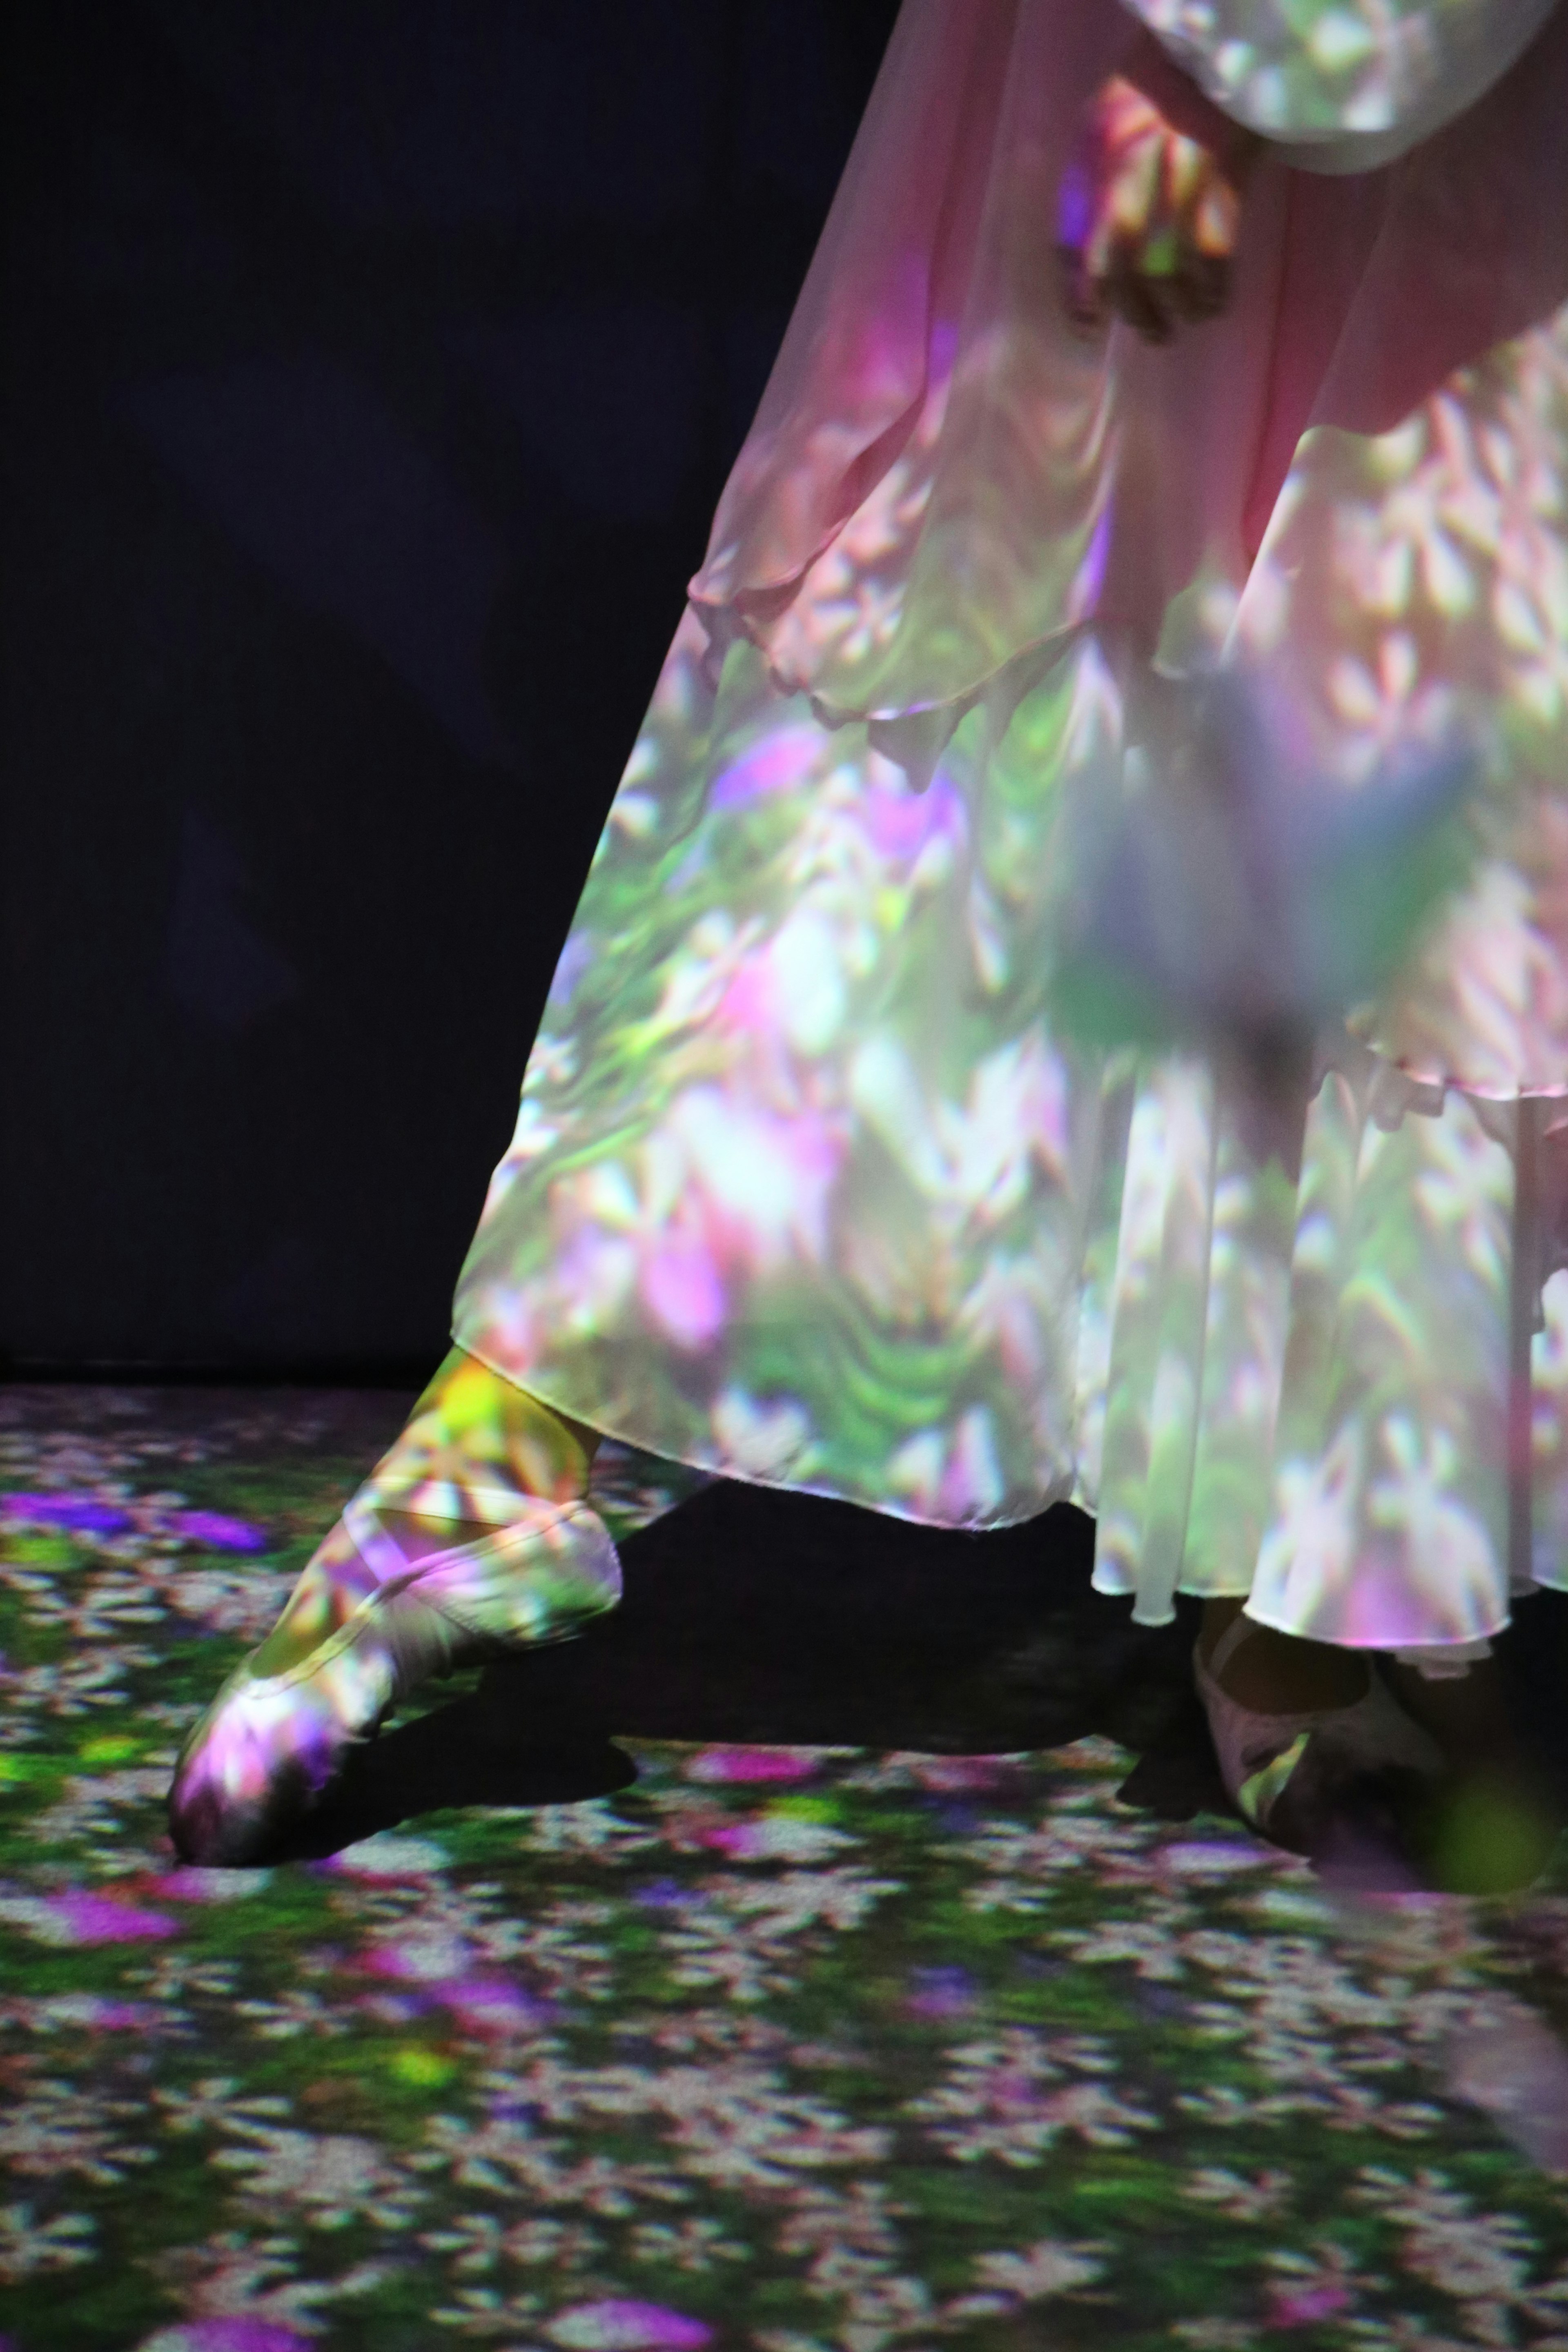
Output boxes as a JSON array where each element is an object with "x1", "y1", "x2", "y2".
[
  {"x1": 169, "y1": 1353, "x2": 619, "y2": 1867},
  {"x1": 1194, "y1": 1613, "x2": 1443, "y2": 1856}
]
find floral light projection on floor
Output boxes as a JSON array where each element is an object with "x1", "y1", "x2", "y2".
[{"x1": 1, "y1": 1388, "x2": 1567, "y2": 2352}]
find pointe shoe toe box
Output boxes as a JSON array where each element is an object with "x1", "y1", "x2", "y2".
[
  {"x1": 168, "y1": 1494, "x2": 621, "y2": 1866},
  {"x1": 169, "y1": 1662, "x2": 361, "y2": 1865}
]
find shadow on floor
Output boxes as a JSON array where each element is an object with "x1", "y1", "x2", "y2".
[
  {"x1": 260, "y1": 1476, "x2": 1568, "y2": 1879},
  {"x1": 265, "y1": 1481, "x2": 1230, "y2": 1862}
]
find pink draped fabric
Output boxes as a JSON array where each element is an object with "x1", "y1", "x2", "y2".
[{"x1": 690, "y1": 0, "x2": 1568, "y2": 730}]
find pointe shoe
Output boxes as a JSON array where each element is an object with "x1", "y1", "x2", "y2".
[
  {"x1": 1194, "y1": 1615, "x2": 1442, "y2": 1856},
  {"x1": 169, "y1": 1356, "x2": 618, "y2": 1866},
  {"x1": 169, "y1": 1492, "x2": 620, "y2": 1866}
]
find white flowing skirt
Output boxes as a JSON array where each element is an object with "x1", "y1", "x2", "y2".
[{"x1": 457, "y1": 0, "x2": 1568, "y2": 1650}]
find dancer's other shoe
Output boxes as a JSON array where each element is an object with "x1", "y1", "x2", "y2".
[
  {"x1": 1194, "y1": 1608, "x2": 1443, "y2": 1860},
  {"x1": 169, "y1": 1349, "x2": 617, "y2": 1867}
]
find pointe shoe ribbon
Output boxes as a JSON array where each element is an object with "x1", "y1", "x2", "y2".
[
  {"x1": 169, "y1": 1486, "x2": 620, "y2": 1868},
  {"x1": 1195, "y1": 1615, "x2": 1442, "y2": 1852}
]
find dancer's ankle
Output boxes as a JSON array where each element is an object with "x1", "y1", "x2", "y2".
[
  {"x1": 345, "y1": 1350, "x2": 599, "y2": 1568},
  {"x1": 400, "y1": 1347, "x2": 600, "y2": 1507},
  {"x1": 256, "y1": 1352, "x2": 605, "y2": 1605}
]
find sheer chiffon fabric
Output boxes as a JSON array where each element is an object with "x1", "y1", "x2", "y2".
[{"x1": 456, "y1": 0, "x2": 1568, "y2": 1650}]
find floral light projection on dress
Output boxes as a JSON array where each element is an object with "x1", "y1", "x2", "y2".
[
  {"x1": 1129, "y1": 0, "x2": 1558, "y2": 157},
  {"x1": 457, "y1": 0, "x2": 1568, "y2": 1654}
]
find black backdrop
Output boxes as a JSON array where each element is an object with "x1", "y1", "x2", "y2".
[{"x1": 3, "y1": 0, "x2": 900, "y2": 1377}]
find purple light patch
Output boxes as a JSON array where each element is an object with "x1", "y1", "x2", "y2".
[
  {"x1": 1160, "y1": 1840, "x2": 1267, "y2": 1876},
  {"x1": 1056, "y1": 158, "x2": 1092, "y2": 249},
  {"x1": 1267, "y1": 2283, "x2": 1354, "y2": 2328},
  {"x1": 548, "y1": 929, "x2": 596, "y2": 1009},
  {"x1": 860, "y1": 773, "x2": 966, "y2": 861},
  {"x1": 170, "y1": 1510, "x2": 267, "y2": 1552},
  {"x1": 686, "y1": 1746, "x2": 819, "y2": 1785},
  {"x1": 2, "y1": 1492, "x2": 132, "y2": 1534},
  {"x1": 52, "y1": 1891, "x2": 180, "y2": 1945},
  {"x1": 701, "y1": 1821, "x2": 771, "y2": 1859},
  {"x1": 932, "y1": 1803, "x2": 981, "y2": 1835},
  {"x1": 913, "y1": 1757, "x2": 1022, "y2": 1793},
  {"x1": 634, "y1": 1877, "x2": 687, "y2": 1910},
  {"x1": 357, "y1": 1991, "x2": 429, "y2": 2025},
  {"x1": 547, "y1": 2302, "x2": 714, "y2": 2351},
  {"x1": 158, "y1": 2324, "x2": 313, "y2": 2352},
  {"x1": 1070, "y1": 499, "x2": 1113, "y2": 617},
  {"x1": 905, "y1": 1965, "x2": 978, "y2": 2021},
  {"x1": 445, "y1": 1975, "x2": 554, "y2": 2035},
  {"x1": 52, "y1": 1997, "x2": 160, "y2": 2030},
  {"x1": 0, "y1": 1493, "x2": 265, "y2": 1549},
  {"x1": 640, "y1": 1239, "x2": 726, "y2": 1352},
  {"x1": 710, "y1": 724, "x2": 822, "y2": 811}
]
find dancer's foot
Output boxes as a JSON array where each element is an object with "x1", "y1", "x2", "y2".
[
  {"x1": 1195, "y1": 1601, "x2": 1441, "y2": 1855},
  {"x1": 169, "y1": 1350, "x2": 617, "y2": 1867}
]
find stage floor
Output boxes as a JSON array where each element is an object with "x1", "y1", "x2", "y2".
[{"x1": 2, "y1": 1383, "x2": 1567, "y2": 2350}]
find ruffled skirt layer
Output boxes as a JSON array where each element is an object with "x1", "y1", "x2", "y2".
[
  {"x1": 457, "y1": 0, "x2": 1568, "y2": 1650},
  {"x1": 454, "y1": 614, "x2": 1568, "y2": 1650}
]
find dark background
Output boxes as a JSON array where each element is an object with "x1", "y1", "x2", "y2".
[{"x1": 2, "y1": 0, "x2": 900, "y2": 1378}]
